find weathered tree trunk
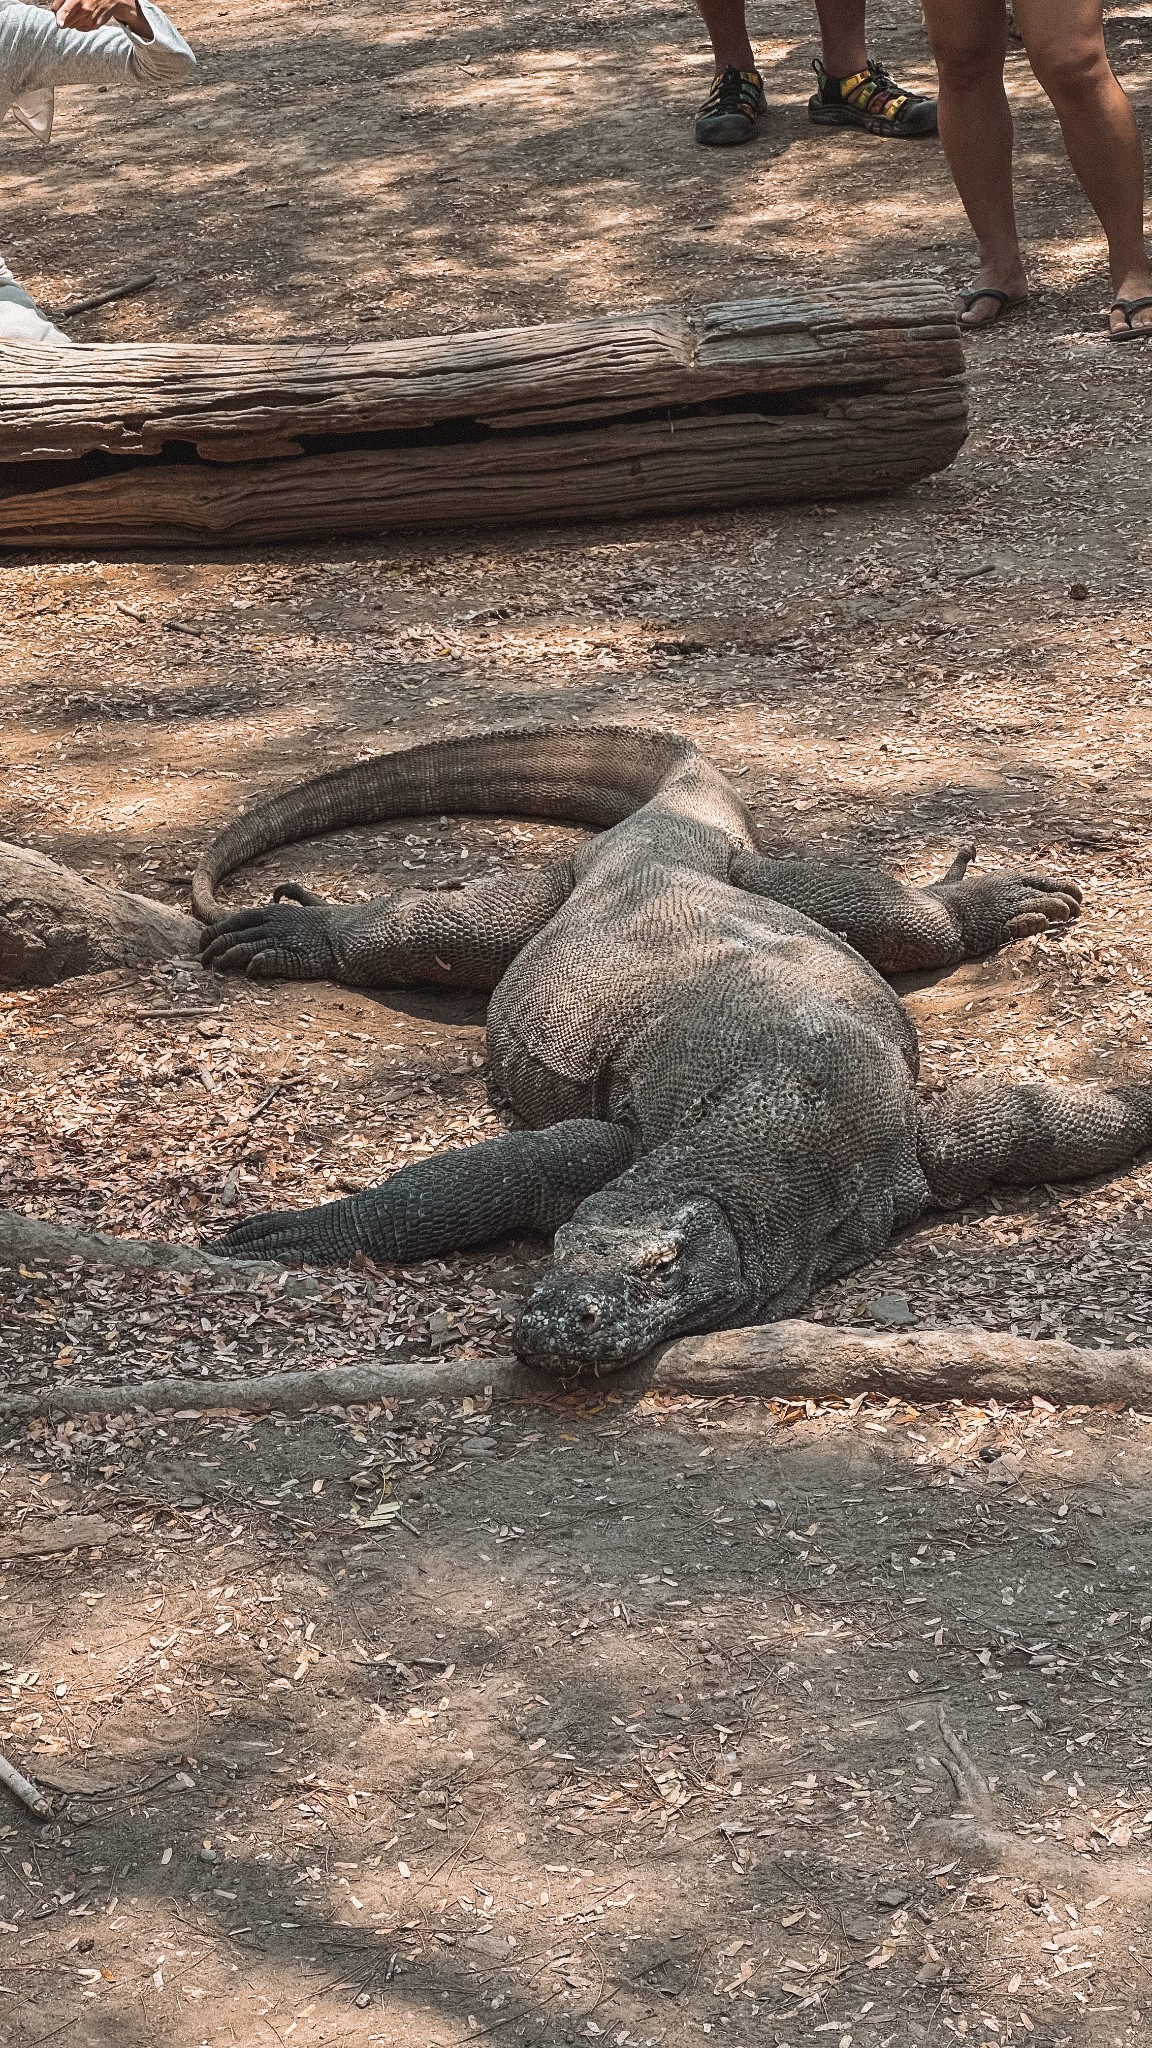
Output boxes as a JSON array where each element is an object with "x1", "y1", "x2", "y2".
[
  {"x1": 0, "y1": 284, "x2": 966, "y2": 547},
  {"x1": 0, "y1": 840, "x2": 198, "y2": 986}
]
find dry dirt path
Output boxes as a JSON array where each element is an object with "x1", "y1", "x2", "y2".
[{"x1": 4, "y1": 0, "x2": 1152, "y2": 2042}]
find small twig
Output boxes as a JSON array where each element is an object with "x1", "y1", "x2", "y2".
[
  {"x1": 24, "y1": 2020, "x2": 78, "y2": 2048},
  {"x1": 57, "y1": 1767, "x2": 184, "y2": 1808},
  {"x1": 54, "y1": 272, "x2": 157, "y2": 319},
  {"x1": 420, "y1": 1809, "x2": 486, "y2": 1888},
  {"x1": 246, "y1": 1073, "x2": 308, "y2": 1122},
  {"x1": 464, "y1": 1989, "x2": 560, "y2": 2042},
  {"x1": 2, "y1": 1852, "x2": 39, "y2": 1893},
  {"x1": 580, "y1": 1936, "x2": 608, "y2": 2011},
  {"x1": 132, "y1": 1007, "x2": 222, "y2": 1021},
  {"x1": 0, "y1": 1750, "x2": 51, "y2": 1818}
]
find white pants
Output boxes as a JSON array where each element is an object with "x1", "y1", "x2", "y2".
[{"x1": 0, "y1": 279, "x2": 72, "y2": 346}]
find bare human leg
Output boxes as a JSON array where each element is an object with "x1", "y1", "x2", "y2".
[
  {"x1": 693, "y1": 0, "x2": 868, "y2": 77},
  {"x1": 1014, "y1": 0, "x2": 1152, "y2": 335},
  {"x1": 694, "y1": 0, "x2": 756, "y2": 75},
  {"x1": 811, "y1": 0, "x2": 868, "y2": 81},
  {"x1": 684, "y1": 0, "x2": 865, "y2": 74},
  {"x1": 921, "y1": 0, "x2": 1029, "y2": 327}
]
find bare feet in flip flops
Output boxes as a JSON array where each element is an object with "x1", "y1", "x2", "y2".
[
  {"x1": 957, "y1": 269, "x2": 1029, "y2": 330},
  {"x1": 1109, "y1": 270, "x2": 1152, "y2": 340}
]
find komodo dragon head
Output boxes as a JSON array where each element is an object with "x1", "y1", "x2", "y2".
[{"x1": 514, "y1": 1186, "x2": 751, "y2": 1373}]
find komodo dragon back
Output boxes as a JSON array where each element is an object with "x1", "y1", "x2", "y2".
[{"x1": 191, "y1": 725, "x2": 735, "y2": 923}]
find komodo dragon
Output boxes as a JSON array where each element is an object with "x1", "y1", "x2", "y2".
[{"x1": 193, "y1": 727, "x2": 1151, "y2": 1373}]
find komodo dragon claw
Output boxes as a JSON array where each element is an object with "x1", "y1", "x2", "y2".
[
  {"x1": 929, "y1": 863, "x2": 1082, "y2": 955},
  {"x1": 200, "y1": 899, "x2": 348, "y2": 980}
]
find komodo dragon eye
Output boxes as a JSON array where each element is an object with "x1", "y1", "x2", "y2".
[{"x1": 634, "y1": 1241, "x2": 681, "y2": 1275}]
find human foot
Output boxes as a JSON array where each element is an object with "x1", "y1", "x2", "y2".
[
  {"x1": 695, "y1": 65, "x2": 766, "y2": 146},
  {"x1": 956, "y1": 269, "x2": 1028, "y2": 330},
  {"x1": 1109, "y1": 272, "x2": 1152, "y2": 339}
]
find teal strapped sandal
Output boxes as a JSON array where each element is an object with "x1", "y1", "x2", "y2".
[{"x1": 694, "y1": 66, "x2": 767, "y2": 147}]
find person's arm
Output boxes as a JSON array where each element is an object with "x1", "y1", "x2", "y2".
[
  {"x1": 56, "y1": 0, "x2": 156, "y2": 42},
  {"x1": 0, "y1": 0, "x2": 196, "y2": 97}
]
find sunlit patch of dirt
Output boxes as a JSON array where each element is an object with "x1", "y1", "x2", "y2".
[{"x1": 5, "y1": 0, "x2": 1152, "y2": 2040}]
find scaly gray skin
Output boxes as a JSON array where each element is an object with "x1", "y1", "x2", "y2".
[{"x1": 194, "y1": 727, "x2": 1152, "y2": 1374}]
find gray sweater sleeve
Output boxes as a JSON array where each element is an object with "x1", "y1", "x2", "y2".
[{"x1": 0, "y1": 0, "x2": 196, "y2": 96}]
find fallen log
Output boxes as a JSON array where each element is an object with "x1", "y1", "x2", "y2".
[
  {"x1": 0, "y1": 1318, "x2": 1146, "y2": 1421},
  {"x1": 0, "y1": 284, "x2": 966, "y2": 547},
  {"x1": 0, "y1": 839, "x2": 197, "y2": 986},
  {"x1": 0, "y1": 1513, "x2": 114, "y2": 1558},
  {"x1": 0, "y1": 1750, "x2": 51, "y2": 1819}
]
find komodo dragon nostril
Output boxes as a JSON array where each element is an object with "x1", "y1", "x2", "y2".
[{"x1": 578, "y1": 1304, "x2": 599, "y2": 1325}]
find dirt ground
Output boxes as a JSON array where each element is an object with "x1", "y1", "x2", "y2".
[{"x1": 6, "y1": 0, "x2": 1152, "y2": 2041}]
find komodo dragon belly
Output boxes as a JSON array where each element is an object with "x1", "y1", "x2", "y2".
[{"x1": 485, "y1": 864, "x2": 919, "y2": 1138}]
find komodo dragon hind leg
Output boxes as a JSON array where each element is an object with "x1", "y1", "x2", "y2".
[
  {"x1": 200, "y1": 860, "x2": 575, "y2": 989},
  {"x1": 730, "y1": 847, "x2": 1081, "y2": 973},
  {"x1": 212, "y1": 1118, "x2": 634, "y2": 1266},
  {"x1": 918, "y1": 1079, "x2": 1152, "y2": 1208}
]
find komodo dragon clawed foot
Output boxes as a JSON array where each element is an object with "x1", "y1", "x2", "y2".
[
  {"x1": 191, "y1": 726, "x2": 1148, "y2": 1375},
  {"x1": 199, "y1": 878, "x2": 350, "y2": 979},
  {"x1": 200, "y1": 898, "x2": 360, "y2": 981},
  {"x1": 932, "y1": 861, "x2": 1083, "y2": 952}
]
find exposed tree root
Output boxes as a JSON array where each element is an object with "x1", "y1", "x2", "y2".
[
  {"x1": 2, "y1": 1313, "x2": 1151, "y2": 1422},
  {"x1": 0, "y1": 1352, "x2": 538, "y2": 1420},
  {"x1": 0, "y1": 1211, "x2": 315, "y2": 1290},
  {"x1": 660, "y1": 1320, "x2": 1152, "y2": 1410},
  {"x1": 0, "y1": 839, "x2": 197, "y2": 987},
  {"x1": 920, "y1": 1707, "x2": 1135, "y2": 1889}
]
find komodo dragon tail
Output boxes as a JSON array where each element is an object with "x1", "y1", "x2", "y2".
[{"x1": 191, "y1": 725, "x2": 721, "y2": 922}]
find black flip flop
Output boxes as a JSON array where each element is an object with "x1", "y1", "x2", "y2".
[
  {"x1": 1109, "y1": 295, "x2": 1152, "y2": 342},
  {"x1": 958, "y1": 287, "x2": 1026, "y2": 330}
]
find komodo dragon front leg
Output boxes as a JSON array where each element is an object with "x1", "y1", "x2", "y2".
[
  {"x1": 200, "y1": 861, "x2": 574, "y2": 989},
  {"x1": 729, "y1": 844, "x2": 1082, "y2": 973},
  {"x1": 218, "y1": 1118, "x2": 634, "y2": 1264}
]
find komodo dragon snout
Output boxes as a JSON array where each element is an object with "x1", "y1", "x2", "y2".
[{"x1": 515, "y1": 1194, "x2": 748, "y2": 1371}]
